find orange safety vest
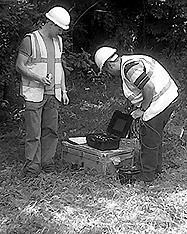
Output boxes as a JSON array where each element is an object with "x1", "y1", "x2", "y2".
[
  {"x1": 121, "y1": 55, "x2": 178, "y2": 121},
  {"x1": 20, "y1": 30, "x2": 64, "y2": 102}
]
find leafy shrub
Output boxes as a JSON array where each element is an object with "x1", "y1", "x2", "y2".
[{"x1": 0, "y1": 2, "x2": 41, "y2": 109}]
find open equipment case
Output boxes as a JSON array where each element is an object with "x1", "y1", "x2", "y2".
[
  {"x1": 86, "y1": 110, "x2": 133, "y2": 151},
  {"x1": 61, "y1": 110, "x2": 141, "y2": 182}
]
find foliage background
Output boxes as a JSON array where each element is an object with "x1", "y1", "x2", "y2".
[{"x1": 1, "y1": 0, "x2": 187, "y2": 106}]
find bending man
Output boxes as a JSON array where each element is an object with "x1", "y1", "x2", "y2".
[{"x1": 94, "y1": 47, "x2": 179, "y2": 182}]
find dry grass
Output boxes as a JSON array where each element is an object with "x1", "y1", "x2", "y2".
[{"x1": 0, "y1": 161, "x2": 187, "y2": 234}]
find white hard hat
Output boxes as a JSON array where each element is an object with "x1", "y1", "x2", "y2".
[
  {"x1": 94, "y1": 46, "x2": 117, "y2": 71},
  {"x1": 46, "y1": 7, "x2": 70, "y2": 30}
]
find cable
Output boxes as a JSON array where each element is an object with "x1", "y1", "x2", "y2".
[{"x1": 68, "y1": 1, "x2": 100, "y2": 32}]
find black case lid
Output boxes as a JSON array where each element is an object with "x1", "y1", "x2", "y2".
[{"x1": 106, "y1": 110, "x2": 133, "y2": 138}]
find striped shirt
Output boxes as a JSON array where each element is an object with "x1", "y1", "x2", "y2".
[{"x1": 123, "y1": 60, "x2": 150, "y2": 90}]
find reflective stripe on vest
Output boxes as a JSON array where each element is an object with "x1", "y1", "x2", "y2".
[
  {"x1": 30, "y1": 58, "x2": 62, "y2": 63},
  {"x1": 152, "y1": 78, "x2": 172, "y2": 102},
  {"x1": 22, "y1": 81, "x2": 44, "y2": 88},
  {"x1": 126, "y1": 78, "x2": 172, "y2": 102},
  {"x1": 22, "y1": 81, "x2": 61, "y2": 89},
  {"x1": 55, "y1": 84, "x2": 62, "y2": 89}
]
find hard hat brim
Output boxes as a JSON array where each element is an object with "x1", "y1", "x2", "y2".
[
  {"x1": 99, "y1": 49, "x2": 117, "y2": 71},
  {"x1": 46, "y1": 13, "x2": 69, "y2": 30}
]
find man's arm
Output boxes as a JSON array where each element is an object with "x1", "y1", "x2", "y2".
[
  {"x1": 140, "y1": 79, "x2": 154, "y2": 111},
  {"x1": 124, "y1": 60, "x2": 155, "y2": 118},
  {"x1": 16, "y1": 53, "x2": 51, "y2": 86},
  {"x1": 16, "y1": 36, "x2": 51, "y2": 86},
  {"x1": 60, "y1": 68, "x2": 67, "y2": 92},
  {"x1": 124, "y1": 59, "x2": 154, "y2": 110},
  {"x1": 61, "y1": 68, "x2": 69, "y2": 105},
  {"x1": 16, "y1": 53, "x2": 39, "y2": 82}
]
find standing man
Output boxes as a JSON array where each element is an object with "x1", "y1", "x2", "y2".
[
  {"x1": 16, "y1": 7, "x2": 71, "y2": 177},
  {"x1": 94, "y1": 46, "x2": 179, "y2": 182}
]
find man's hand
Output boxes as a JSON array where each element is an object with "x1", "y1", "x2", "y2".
[
  {"x1": 131, "y1": 108, "x2": 144, "y2": 119},
  {"x1": 40, "y1": 77, "x2": 50, "y2": 85},
  {"x1": 62, "y1": 92, "x2": 69, "y2": 105},
  {"x1": 40, "y1": 74, "x2": 53, "y2": 86}
]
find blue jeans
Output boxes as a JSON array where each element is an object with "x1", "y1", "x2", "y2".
[
  {"x1": 23, "y1": 95, "x2": 60, "y2": 173},
  {"x1": 139, "y1": 100, "x2": 177, "y2": 181}
]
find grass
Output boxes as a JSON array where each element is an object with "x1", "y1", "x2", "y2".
[
  {"x1": 0, "y1": 80, "x2": 187, "y2": 234},
  {"x1": 1, "y1": 162, "x2": 187, "y2": 233}
]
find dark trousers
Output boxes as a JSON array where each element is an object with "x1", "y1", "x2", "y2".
[
  {"x1": 24, "y1": 95, "x2": 60, "y2": 173},
  {"x1": 139, "y1": 101, "x2": 177, "y2": 181}
]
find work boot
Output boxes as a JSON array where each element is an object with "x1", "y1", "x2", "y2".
[
  {"x1": 132, "y1": 171, "x2": 156, "y2": 182},
  {"x1": 42, "y1": 163, "x2": 56, "y2": 173},
  {"x1": 22, "y1": 168, "x2": 40, "y2": 178}
]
